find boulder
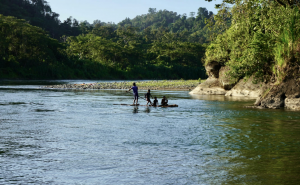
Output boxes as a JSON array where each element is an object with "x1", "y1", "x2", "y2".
[
  {"x1": 219, "y1": 66, "x2": 237, "y2": 90},
  {"x1": 191, "y1": 63, "x2": 300, "y2": 110},
  {"x1": 255, "y1": 75, "x2": 300, "y2": 109},
  {"x1": 205, "y1": 61, "x2": 221, "y2": 78},
  {"x1": 260, "y1": 97, "x2": 285, "y2": 109},
  {"x1": 189, "y1": 78, "x2": 227, "y2": 95},
  {"x1": 225, "y1": 76, "x2": 267, "y2": 98},
  {"x1": 285, "y1": 93, "x2": 300, "y2": 110},
  {"x1": 190, "y1": 62, "x2": 229, "y2": 95},
  {"x1": 285, "y1": 98, "x2": 300, "y2": 110}
]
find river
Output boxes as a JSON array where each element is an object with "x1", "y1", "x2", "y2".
[{"x1": 1, "y1": 80, "x2": 300, "y2": 184}]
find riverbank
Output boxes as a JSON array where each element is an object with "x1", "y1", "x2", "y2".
[
  {"x1": 190, "y1": 61, "x2": 300, "y2": 110},
  {"x1": 42, "y1": 80, "x2": 202, "y2": 91}
]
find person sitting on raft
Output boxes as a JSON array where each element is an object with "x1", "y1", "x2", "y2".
[
  {"x1": 152, "y1": 97, "x2": 158, "y2": 106},
  {"x1": 161, "y1": 96, "x2": 168, "y2": 106},
  {"x1": 128, "y1": 82, "x2": 138, "y2": 105},
  {"x1": 144, "y1": 89, "x2": 153, "y2": 106}
]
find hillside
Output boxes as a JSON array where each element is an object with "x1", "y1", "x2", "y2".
[
  {"x1": 0, "y1": 0, "x2": 83, "y2": 40},
  {"x1": 118, "y1": 7, "x2": 214, "y2": 44},
  {"x1": 0, "y1": 2, "x2": 220, "y2": 80},
  {"x1": 190, "y1": 0, "x2": 300, "y2": 110}
]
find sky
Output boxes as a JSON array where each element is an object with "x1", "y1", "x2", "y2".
[{"x1": 46, "y1": 0, "x2": 223, "y2": 24}]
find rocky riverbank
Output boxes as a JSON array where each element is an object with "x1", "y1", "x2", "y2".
[
  {"x1": 42, "y1": 80, "x2": 201, "y2": 91},
  {"x1": 190, "y1": 61, "x2": 300, "y2": 110}
]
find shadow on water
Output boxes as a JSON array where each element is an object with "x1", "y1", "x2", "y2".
[
  {"x1": 34, "y1": 109, "x2": 55, "y2": 112},
  {"x1": 0, "y1": 102, "x2": 27, "y2": 106}
]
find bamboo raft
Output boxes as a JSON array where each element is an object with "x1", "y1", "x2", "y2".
[{"x1": 113, "y1": 104, "x2": 178, "y2": 107}]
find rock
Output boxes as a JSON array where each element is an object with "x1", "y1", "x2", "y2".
[
  {"x1": 285, "y1": 95, "x2": 300, "y2": 110},
  {"x1": 244, "y1": 105, "x2": 265, "y2": 109},
  {"x1": 225, "y1": 76, "x2": 268, "y2": 98},
  {"x1": 219, "y1": 66, "x2": 238, "y2": 90},
  {"x1": 259, "y1": 93, "x2": 286, "y2": 109},
  {"x1": 205, "y1": 61, "x2": 221, "y2": 78},
  {"x1": 189, "y1": 78, "x2": 227, "y2": 95},
  {"x1": 287, "y1": 93, "x2": 300, "y2": 99},
  {"x1": 191, "y1": 64, "x2": 300, "y2": 110},
  {"x1": 254, "y1": 97, "x2": 261, "y2": 106},
  {"x1": 190, "y1": 63, "x2": 231, "y2": 95},
  {"x1": 260, "y1": 97, "x2": 284, "y2": 109},
  {"x1": 255, "y1": 72, "x2": 300, "y2": 109}
]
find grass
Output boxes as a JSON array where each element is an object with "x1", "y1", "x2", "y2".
[{"x1": 95, "y1": 79, "x2": 204, "y2": 90}]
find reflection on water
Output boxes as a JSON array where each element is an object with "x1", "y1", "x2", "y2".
[
  {"x1": 133, "y1": 107, "x2": 139, "y2": 113},
  {"x1": 143, "y1": 107, "x2": 151, "y2": 113},
  {"x1": 220, "y1": 114, "x2": 300, "y2": 184},
  {"x1": 190, "y1": 94, "x2": 257, "y2": 102},
  {"x1": 0, "y1": 80, "x2": 300, "y2": 184}
]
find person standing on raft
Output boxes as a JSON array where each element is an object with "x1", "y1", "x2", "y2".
[
  {"x1": 144, "y1": 89, "x2": 153, "y2": 106},
  {"x1": 128, "y1": 82, "x2": 138, "y2": 105}
]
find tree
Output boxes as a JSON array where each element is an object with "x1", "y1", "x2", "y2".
[
  {"x1": 148, "y1": 8, "x2": 157, "y2": 14},
  {"x1": 205, "y1": 0, "x2": 300, "y2": 82}
]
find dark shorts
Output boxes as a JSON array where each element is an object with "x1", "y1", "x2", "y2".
[{"x1": 134, "y1": 93, "x2": 138, "y2": 100}]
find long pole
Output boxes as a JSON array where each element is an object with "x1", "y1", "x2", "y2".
[{"x1": 126, "y1": 90, "x2": 147, "y2": 101}]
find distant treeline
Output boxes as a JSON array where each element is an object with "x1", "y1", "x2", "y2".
[{"x1": 0, "y1": 0, "x2": 218, "y2": 79}]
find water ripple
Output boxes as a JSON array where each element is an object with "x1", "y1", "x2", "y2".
[{"x1": 0, "y1": 84, "x2": 300, "y2": 184}]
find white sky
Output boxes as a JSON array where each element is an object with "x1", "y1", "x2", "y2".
[{"x1": 46, "y1": 0, "x2": 223, "y2": 24}]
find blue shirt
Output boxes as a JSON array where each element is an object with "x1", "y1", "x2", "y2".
[{"x1": 132, "y1": 86, "x2": 138, "y2": 94}]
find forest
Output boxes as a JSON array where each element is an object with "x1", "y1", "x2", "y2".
[
  {"x1": 2, "y1": 0, "x2": 298, "y2": 82},
  {"x1": 0, "y1": 0, "x2": 215, "y2": 79},
  {"x1": 205, "y1": 0, "x2": 300, "y2": 84}
]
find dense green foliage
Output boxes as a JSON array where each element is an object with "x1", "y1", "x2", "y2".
[
  {"x1": 66, "y1": 26, "x2": 207, "y2": 79},
  {"x1": 0, "y1": 15, "x2": 120, "y2": 79},
  {"x1": 119, "y1": 7, "x2": 214, "y2": 44},
  {"x1": 0, "y1": 0, "x2": 213, "y2": 79},
  {"x1": 205, "y1": 0, "x2": 300, "y2": 83},
  {"x1": 0, "y1": 0, "x2": 216, "y2": 79},
  {"x1": 0, "y1": 0, "x2": 84, "y2": 40}
]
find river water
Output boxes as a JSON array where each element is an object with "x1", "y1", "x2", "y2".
[{"x1": 1, "y1": 80, "x2": 300, "y2": 184}]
